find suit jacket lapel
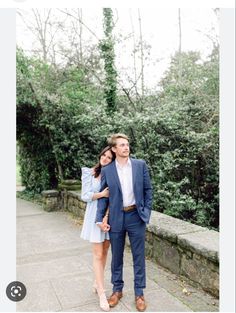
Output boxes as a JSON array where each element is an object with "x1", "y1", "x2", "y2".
[{"x1": 111, "y1": 161, "x2": 122, "y2": 193}]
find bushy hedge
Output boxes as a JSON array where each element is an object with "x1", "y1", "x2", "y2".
[{"x1": 17, "y1": 48, "x2": 219, "y2": 230}]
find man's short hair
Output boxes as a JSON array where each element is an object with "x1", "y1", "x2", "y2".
[{"x1": 108, "y1": 133, "x2": 129, "y2": 147}]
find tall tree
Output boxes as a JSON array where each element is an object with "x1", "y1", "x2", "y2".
[
  {"x1": 78, "y1": 9, "x2": 83, "y2": 62},
  {"x1": 178, "y1": 8, "x2": 182, "y2": 53},
  {"x1": 177, "y1": 8, "x2": 183, "y2": 86},
  {"x1": 129, "y1": 9, "x2": 138, "y2": 97},
  {"x1": 138, "y1": 9, "x2": 144, "y2": 96},
  {"x1": 100, "y1": 8, "x2": 117, "y2": 113}
]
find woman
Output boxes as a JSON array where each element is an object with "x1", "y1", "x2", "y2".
[{"x1": 80, "y1": 146, "x2": 115, "y2": 311}]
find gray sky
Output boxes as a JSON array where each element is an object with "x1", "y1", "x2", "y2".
[{"x1": 16, "y1": 8, "x2": 219, "y2": 91}]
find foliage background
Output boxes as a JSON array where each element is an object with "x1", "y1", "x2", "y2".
[{"x1": 16, "y1": 9, "x2": 219, "y2": 230}]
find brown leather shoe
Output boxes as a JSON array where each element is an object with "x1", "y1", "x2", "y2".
[
  {"x1": 108, "y1": 291, "x2": 123, "y2": 307},
  {"x1": 135, "y1": 295, "x2": 147, "y2": 312}
]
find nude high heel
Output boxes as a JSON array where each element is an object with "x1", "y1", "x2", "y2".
[{"x1": 99, "y1": 292, "x2": 110, "y2": 311}]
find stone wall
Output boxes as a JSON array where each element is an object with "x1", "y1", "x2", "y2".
[
  {"x1": 42, "y1": 189, "x2": 219, "y2": 297},
  {"x1": 145, "y1": 212, "x2": 219, "y2": 297}
]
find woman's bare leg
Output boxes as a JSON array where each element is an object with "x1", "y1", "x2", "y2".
[
  {"x1": 92, "y1": 242, "x2": 110, "y2": 311},
  {"x1": 93, "y1": 240, "x2": 110, "y2": 289},
  {"x1": 102, "y1": 240, "x2": 110, "y2": 271},
  {"x1": 93, "y1": 243, "x2": 105, "y2": 294}
]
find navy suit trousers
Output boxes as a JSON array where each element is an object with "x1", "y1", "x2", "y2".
[{"x1": 109, "y1": 209, "x2": 146, "y2": 296}]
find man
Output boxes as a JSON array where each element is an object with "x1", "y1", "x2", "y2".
[{"x1": 96, "y1": 133, "x2": 152, "y2": 312}]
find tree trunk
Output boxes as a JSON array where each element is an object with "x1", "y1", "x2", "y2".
[
  {"x1": 178, "y1": 8, "x2": 183, "y2": 86},
  {"x1": 129, "y1": 10, "x2": 138, "y2": 98},
  {"x1": 78, "y1": 9, "x2": 83, "y2": 62},
  {"x1": 178, "y1": 8, "x2": 182, "y2": 53},
  {"x1": 138, "y1": 9, "x2": 144, "y2": 97}
]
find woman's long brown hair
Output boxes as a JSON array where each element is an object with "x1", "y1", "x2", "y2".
[{"x1": 93, "y1": 146, "x2": 116, "y2": 178}]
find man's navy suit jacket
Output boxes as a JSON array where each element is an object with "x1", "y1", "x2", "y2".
[{"x1": 96, "y1": 158, "x2": 152, "y2": 232}]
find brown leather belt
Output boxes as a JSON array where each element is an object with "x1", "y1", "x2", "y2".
[{"x1": 123, "y1": 204, "x2": 137, "y2": 212}]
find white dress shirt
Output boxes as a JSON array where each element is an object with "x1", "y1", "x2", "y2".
[{"x1": 115, "y1": 158, "x2": 136, "y2": 207}]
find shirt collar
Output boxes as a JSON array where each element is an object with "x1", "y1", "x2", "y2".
[{"x1": 115, "y1": 158, "x2": 131, "y2": 169}]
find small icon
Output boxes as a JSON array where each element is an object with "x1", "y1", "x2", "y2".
[{"x1": 6, "y1": 281, "x2": 26, "y2": 302}]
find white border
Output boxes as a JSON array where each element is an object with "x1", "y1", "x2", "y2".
[
  {"x1": 0, "y1": 9, "x2": 16, "y2": 312},
  {"x1": 219, "y1": 8, "x2": 235, "y2": 313},
  {"x1": 0, "y1": 0, "x2": 235, "y2": 9}
]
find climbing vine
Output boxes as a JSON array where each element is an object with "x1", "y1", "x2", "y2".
[{"x1": 99, "y1": 8, "x2": 117, "y2": 113}]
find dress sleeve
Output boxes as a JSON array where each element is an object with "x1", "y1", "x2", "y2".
[{"x1": 81, "y1": 167, "x2": 94, "y2": 202}]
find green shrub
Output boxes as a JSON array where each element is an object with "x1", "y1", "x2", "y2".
[{"x1": 16, "y1": 47, "x2": 219, "y2": 230}]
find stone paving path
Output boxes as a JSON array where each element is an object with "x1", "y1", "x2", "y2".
[{"x1": 16, "y1": 198, "x2": 219, "y2": 312}]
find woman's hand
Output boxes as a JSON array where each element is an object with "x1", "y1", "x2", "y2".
[
  {"x1": 93, "y1": 187, "x2": 109, "y2": 201},
  {"x1": 97, "y1": 222, "x2": 110, "y2": 233},
  {"x1": 101, "y1": 187, "x2": 109, "y2": 198},
  {"x1": 102, "y1": 222, "x2": 110, "y2": 233}
]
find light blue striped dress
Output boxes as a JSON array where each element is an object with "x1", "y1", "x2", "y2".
[{"x1": 80, "y1": 167, "x2": 110, "y2": 243}]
